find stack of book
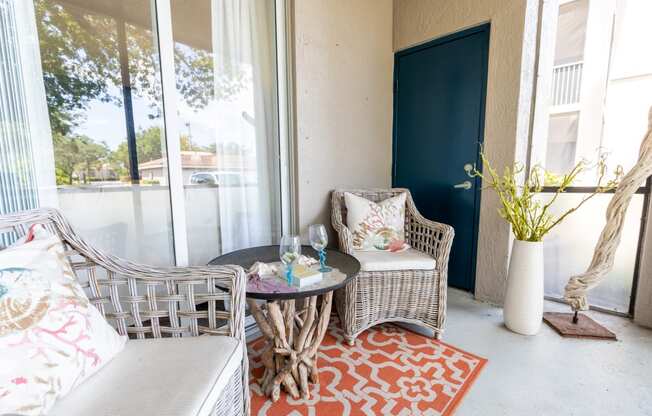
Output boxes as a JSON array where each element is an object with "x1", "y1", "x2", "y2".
[{"x1": 281, "y1": 264, "x2": 323, "y2": 288}]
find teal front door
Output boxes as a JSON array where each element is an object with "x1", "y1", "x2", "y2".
[{"x1": 393, "y1": 24, "x2": 489, "y2": 292}]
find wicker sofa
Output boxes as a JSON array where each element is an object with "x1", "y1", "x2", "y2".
[
  {"x1": 0, "y1": 208, "x2": 249, "y2": 416},
  {"x1": 331, "y1": 189, "x2": 454, "y2": 345}
]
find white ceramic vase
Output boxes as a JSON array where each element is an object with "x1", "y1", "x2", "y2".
[{"x1": 503, "y1": 239, "x2": 544, "y2": 335}]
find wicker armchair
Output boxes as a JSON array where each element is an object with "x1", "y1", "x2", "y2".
[
  {"x1": 331, "y1": 189, "x2": 454, "y2": 345},
  {"x1": 0, "y1": 208, "x2": 249, "y2": 416}
]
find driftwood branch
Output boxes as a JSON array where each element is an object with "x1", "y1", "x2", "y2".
[{"x1": 247, "y1": 293, "x2": 333, "y2": 401}]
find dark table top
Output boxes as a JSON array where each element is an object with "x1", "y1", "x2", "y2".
[{"x1": 208, "y1": 245, "x2": 360, "y2": 300}]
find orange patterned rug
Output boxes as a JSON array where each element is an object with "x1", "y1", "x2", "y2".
[{"x1": 248, "y1": 319, "x2": 487, "y2": 415}]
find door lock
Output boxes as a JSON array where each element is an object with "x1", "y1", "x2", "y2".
[
  {"x1": 453, "y1": 181, "x2": 472, "y2": 190},
  {"x1": 463, "y1": 163, "x2": 475, "y2": 178}
]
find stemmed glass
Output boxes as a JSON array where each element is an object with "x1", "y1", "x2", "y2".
[
  {"x1": 279, "y1": 235, "x2": 301, "y2": 286},
  {"x1": 309, "y1": 224, "x2": 332, "y2": 272}
]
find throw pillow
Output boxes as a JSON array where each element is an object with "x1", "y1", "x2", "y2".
[
  {"x1": 0, "y1": 232, "x2": 126, "y2": 415},
  {"x1": 344, "y1": 192, "x2": 408, "y2": 251}
]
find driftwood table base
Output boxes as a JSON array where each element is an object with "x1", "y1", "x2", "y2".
[{"x1": 248, "y1": 291, "x2": 333, "y2": 402}]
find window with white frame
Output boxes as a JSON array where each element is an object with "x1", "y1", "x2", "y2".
[{"x1": 0, "y1": 0, "x2": 292, "y2": 266}]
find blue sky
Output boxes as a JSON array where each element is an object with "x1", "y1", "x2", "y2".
[
  {"x1": 73, "y1": 82, "x2": 257, "y2": 153},
  {"x1": 74, "y1": 94, "x2": 156, "y2": 150}
]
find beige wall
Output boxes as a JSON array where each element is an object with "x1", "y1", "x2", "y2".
[
  {"x1": 393, "y1": 0, "x2": 538, "y2": 304},
  {"x1": 293, "y1": 0, "x2": 394, "y2": 241},
  {"x1": 292, "y1": 0, "x2": 537, "y2": 304}
]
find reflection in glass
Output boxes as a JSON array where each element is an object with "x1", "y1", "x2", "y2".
[
  {"x1": 171, "y1": 0, "x2": 282, "y2": 263},
  {"x1": 3, "y1": 0, "x2": 284, "y2": 266},
  {"x1": 31, "y1": 0, "x2": 175, "y2": 265}
]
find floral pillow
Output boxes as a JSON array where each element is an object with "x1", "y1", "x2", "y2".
[
  {"x1": 0, "y1": 229, "x2": 127, "y2": 415},
  {"x1": 344, "y1": 192, "x2": 409, "y2": 251}
]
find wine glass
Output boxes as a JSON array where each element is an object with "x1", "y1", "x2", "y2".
[
  {"x1": 309, "y1": 224, "x2": 332, "y2": 272},
  {"x1": 279, "y1": 235, "x2": 301, "y2": 285}
]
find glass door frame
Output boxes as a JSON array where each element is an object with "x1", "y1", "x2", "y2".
[{"x1": 151, "y1": 0, "x2": 294, "y2": 266}]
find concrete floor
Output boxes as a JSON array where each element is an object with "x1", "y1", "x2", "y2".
[{"x1": 437, "y1": 289, "x2": 652, "y2": 415}]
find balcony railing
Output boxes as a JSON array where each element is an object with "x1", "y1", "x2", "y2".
[
  {"x1": 551, "y1": 61, "x2": 583, "y2": 107},
  {"x1": 55, "y1": 183, "x2": 264, "y2": 266}
]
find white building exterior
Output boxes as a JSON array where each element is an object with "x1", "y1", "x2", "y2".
[{"x1": 537, "y1": 0, "x2": 652, "y2": 180}]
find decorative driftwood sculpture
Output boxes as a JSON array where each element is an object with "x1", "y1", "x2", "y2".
[
  {"x1": 565, "y1": 106, "x2": 652, "y2": 312},
  {"x1": 247, "y1": 293, "x2": 332, "y2": 402}
]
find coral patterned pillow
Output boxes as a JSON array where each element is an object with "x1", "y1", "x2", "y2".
[
  {"x1": 0, "y1": 232, "x2": 126, "y2": 415},
  {"x1": 344, "y1": 192, "x2": 409, "y2": 251}
]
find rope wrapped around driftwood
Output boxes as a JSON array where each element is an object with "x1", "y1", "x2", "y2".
[{"x1": 565, "y1": 106, "x2": 652, "y2": 311}]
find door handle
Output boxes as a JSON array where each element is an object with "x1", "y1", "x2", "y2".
[{"x1": 453, "y1": 180, "x2": 472, "y2": 190}]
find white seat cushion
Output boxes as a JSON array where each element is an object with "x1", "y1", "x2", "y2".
[
  {"x1": 50, "y1": 336, "x2": 242, "y2": 416},
  {"x1": 353, "y1": 248, "x2": 437, "y2": 272}
]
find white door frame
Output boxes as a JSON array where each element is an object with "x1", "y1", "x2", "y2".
[
  {"x1": 153, "y1": 0, "x2": 293, "y2": 266},
  {"x1": 276, "y1": 0, "x2": 297, "y2": 235},
  {"x1": 153, "y1": 0, "x2": 189, "y2": 266}
]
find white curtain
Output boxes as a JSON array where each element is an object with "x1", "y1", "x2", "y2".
[
  {"x1": 0, "y1": 0, "x2": 57, "y2": 230},
  {"x1": 211, "y1": 0, "x2": 280, "y2": 253}
]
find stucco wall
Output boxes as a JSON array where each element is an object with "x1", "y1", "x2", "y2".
[
  {"x1": 293, "y1": 0, "x2": 394, "y2": 241},
  {"x1": 393, "y1": 0, "x2": 537, "y2": 304}
]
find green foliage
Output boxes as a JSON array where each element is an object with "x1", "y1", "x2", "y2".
[
  {"x1": 36, "y1": 1, "x2": 121, "y2": 135},
  {"x1": 37, "y1": 0, "x2": 249, "y2": 187},
  {"x1": 35, "y1": 0, "x2": 247, "y2": 136},
  {"x1": 472, "y1": 152, "x2": 623, "y2": 242},
  {"x1": 111, "y1": 126, "x2": 165, "y2": 170},
  {"x1": 108, "y1": 126, "x2": 211, "y2": 174},
  {"x1": 52, "y1": 134, "x2": 109, "y2": 185},
  {"x1": 54, "y1": 125, "x2": 218, "y2": 185},
  {"x1": 54, "y1": 127, "x2": 162, "y2": 185}
]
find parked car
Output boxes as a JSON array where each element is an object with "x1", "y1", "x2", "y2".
[{"x1": 189, "y1": 171, "x2": 243, "y2": 186}]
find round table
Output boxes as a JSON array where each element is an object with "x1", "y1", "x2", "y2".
[{"x1": 209, "y1": 245, "x2": 360, "y2": 401}]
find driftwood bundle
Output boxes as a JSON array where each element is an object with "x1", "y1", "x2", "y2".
[{"x1": 248, "y1": 293, "x2": 332, "y2": 401}]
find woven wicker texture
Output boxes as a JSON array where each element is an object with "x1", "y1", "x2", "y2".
[
  {"x1": 212, "y1": 365, "x2": 244, "y2": 416},
  {"x1": 331, "y1": 189, "x2": 454, "y2": 344},
  {"x1": 0, "y1": 208, "x2": 249, "y2": 415}
]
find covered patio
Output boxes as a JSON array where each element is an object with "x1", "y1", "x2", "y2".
[{"x1": 1, "y1": 0, "x2": 651, "y2": 415}]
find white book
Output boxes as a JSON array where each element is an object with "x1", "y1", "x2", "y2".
[{"x1": 280, "y1": 264, "x2": 323, "y2": 288}]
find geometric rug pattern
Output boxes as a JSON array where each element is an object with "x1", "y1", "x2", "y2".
[{"x1": 249, "y1": 318, "x2": 487, "y2": 415}]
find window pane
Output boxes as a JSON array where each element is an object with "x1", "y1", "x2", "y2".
[
  {"x1": 539, "y1": 0, "x2": 652, "y2": 185},
  {"x1": 554, "y1": 0, "x2": 588, "y2": 66},
  {"x1": 170, "y1": 0, "x2": 282, "y2": 264},
  {"x1": 546, "y1": 112, "x2": 579, "y2": 173},
  {"x1": 33, "y1": 0, "x2": 175, "y2": 265},
  {"x1": 542, "y1": 193, "x2": 643, "y2": 313}
]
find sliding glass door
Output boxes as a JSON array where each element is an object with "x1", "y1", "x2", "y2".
[
  {"x1": 533, "y1": 0, "x2": 652, "y2": 314},
  {"x1": 169, "y1": 0, "x2": 282, "y2": 265},
  {"x1": 30, "y1": 0, "x2": 175, "y2": 265},
  {"x1": 0, "y1": 0, "x2": 289, "y2": 265}
]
